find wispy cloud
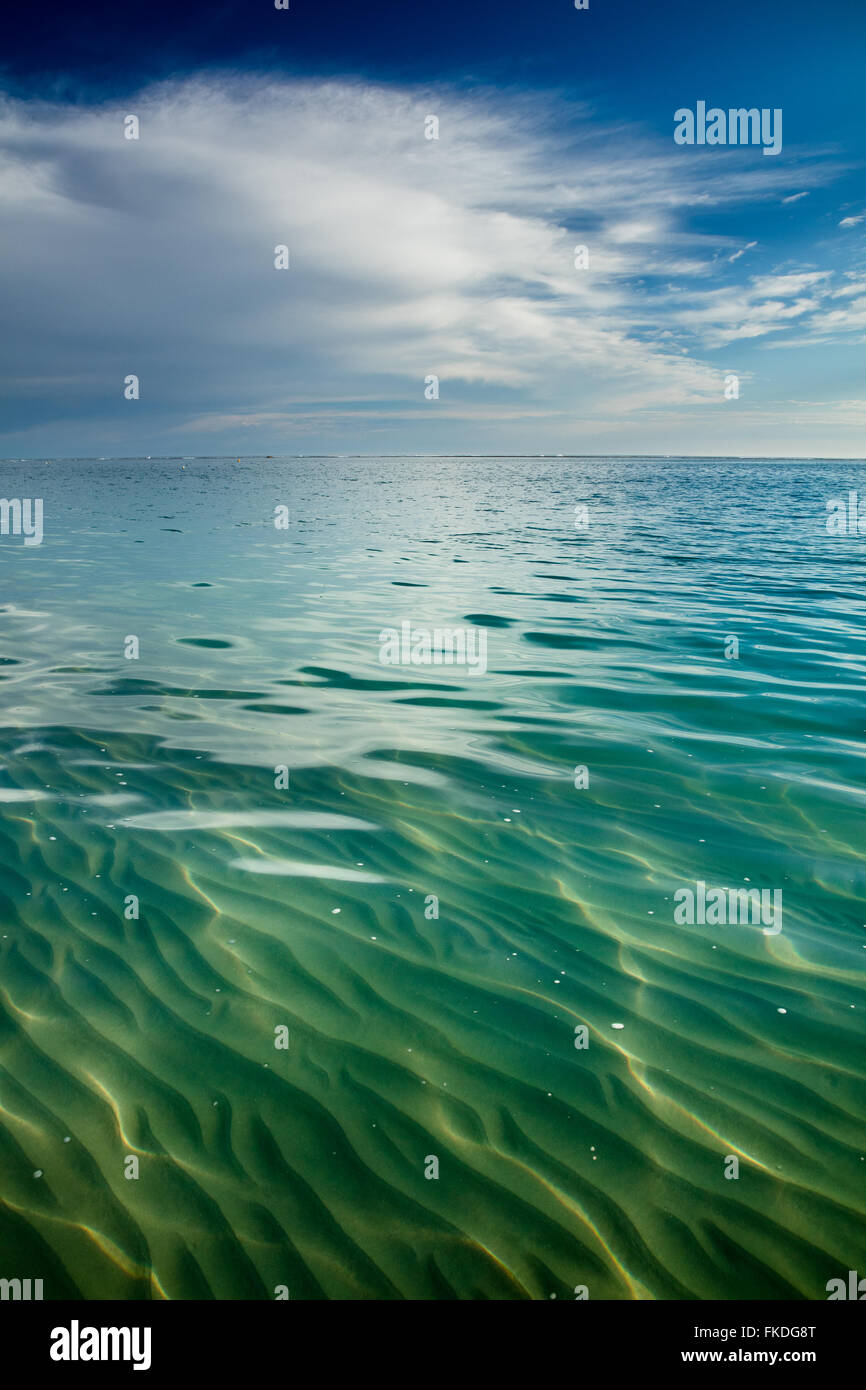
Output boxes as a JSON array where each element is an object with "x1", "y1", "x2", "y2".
[{"x1": 0, "y1": 75, "x2": 861, "y2": 453}]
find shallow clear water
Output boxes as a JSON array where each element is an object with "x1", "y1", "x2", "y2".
[{"x1": 0, "y1": 455, "x2": 864, "y2": 1299}]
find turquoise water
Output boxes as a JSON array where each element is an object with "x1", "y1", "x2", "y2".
[{"x1": 0, "y1": 455, "x2": 864, "y2": 1299}]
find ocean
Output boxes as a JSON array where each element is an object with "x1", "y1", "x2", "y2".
[{"x1": 1, "y1": 455, "x2": 864, "y2": 1299}]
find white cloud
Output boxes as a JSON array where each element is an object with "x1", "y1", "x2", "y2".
[
  {"x1": 663, "y1": 270, "x2": 866, "y2": 348},
  {"x1": 0, "y1": 75, "x2": 858, "y2": 452},
  {"x1": 729, "y1": 240, "x2": 757, "y2": 262}
]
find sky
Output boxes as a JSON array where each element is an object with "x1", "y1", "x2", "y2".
[{"x1": 1, "y1": 0, "x2": 865, "y2": 457}]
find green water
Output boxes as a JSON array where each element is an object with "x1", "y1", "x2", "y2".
[{"x1": 0, "y1": 456, "x2": 864, "y2": 1299}]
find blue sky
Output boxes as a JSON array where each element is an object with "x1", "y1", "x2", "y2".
[{"x1": 1, "y1": 0, "x2": 864, "y2": 456}]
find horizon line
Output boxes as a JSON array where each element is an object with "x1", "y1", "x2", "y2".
[{"x1": 4, "y1": 454, "x2": 866, "y2": 463}]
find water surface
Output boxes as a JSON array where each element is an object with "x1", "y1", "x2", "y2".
[{"x1": 0, "y1": 456, "x2": 864, "y2": 1299}]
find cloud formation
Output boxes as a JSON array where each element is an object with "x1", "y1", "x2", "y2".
[{"x1": 0, "y1": 75, "x2": 863, "y2": 454}]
